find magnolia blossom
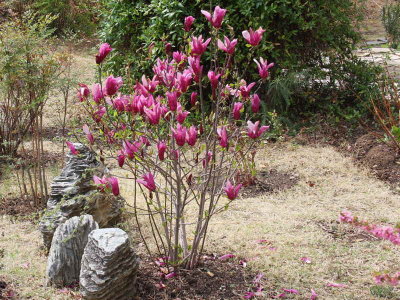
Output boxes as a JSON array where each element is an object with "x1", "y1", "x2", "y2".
[
  {"x1": 82, "y1": 124, "x2": 94, "y2": 144},
  {"x1": 96, "y1": 43, "x2": 112, "y2": 64},
  {"x1": 239, "y1": 81, "x2": 256, "y2": 98},
  {"x1": 123, "y1": 140, "x2": 141, "y2": 159},
  {"x1": 144, "y1": 103, "x2": 162, "y2": 125},
  {"x1": 137, "y1": 172, "x2": 156, "y2": 192},
  {"x1": 103, "y1": 75, "x2": 123, "y2": 96},
  {"x1": 92, "y1": 83, "x2": 103, "y2": 103},
  {"x1": 190, "y1": 92, "x2": 198, "y2": 106},
  {"x1": 173, "y1": 51, "x2": 187, "y2": 65},
  {"x1": 93, "y1": 175, "x2": 120, "y2": 196},
  {"x1": 77, "y1": 84, "x2": 90, "y2": 102},
  {"x1": 166, "y1": 91, "x2": 179, "y2": 111},
  {"x1": 188, "y1": 56, "x2": 203, "y2": 81},
  {"x1": 186, "y1": 125, "x2": 197, "y2": 146},
  {"x1": 247, "y1": 121, "x2": 269, "y2": 139},
  {"x1": 208, "y1": 71, "x2": 221, "y2": 90},
  {"x1": 117, "y1": 151, "x2": 125, "y2": 167},
  {"x1": 202, "y1": 151, "x2": 213, "y2": 168},
  {"x1": 224, "y1": 180, "x2": 242, "y2": 200},
  {"x1": 190, "y1": 35, "x2": 211, "y2": 56},
  {"x1": 217, "y1": 126, "x2": 228, "y2": 148},
  {"x1": 66, "y1": 141, "x2": 78, "y2": 155},
  {"x1": 242, "y1": 27, "x2": 266, "y2": 46},
  {"x1": 254, "y1": 57, "x2": 274, "y2": 79},
  {"x1": 175, "y1": 70, "x2": 192, "y2": 93},
  {"x1": 201, "y1": 6, "x2": 227, "y2": 28},
  {"x1": 217, "y1": 36, "x2": 237, "y2": 54},
  {"x1": 233, "y1": 102, "x2": 243, "y2": 120},
  {"x1": 251, "y1": 94, "x2": 261, "y2": 113},
  {"x1": 184, "y1": 16, "x2": 195, "y2": 32},
  {"x1": 172, "y1": 124, "x2": 187, "y2": 146},
  {"x1": 93, "y1": 106, "x2": 106, "y2": 122},
  {"x1": 176, "y1": 103, "x2": 189, "y2": 124},
  {"x1": 157, "y1": 141, "x2": 167, "y2": 161}
]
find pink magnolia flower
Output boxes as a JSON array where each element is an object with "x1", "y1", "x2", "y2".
[
  {"x1": 171, "y1": 149, "x2": 180, "y2": 160},
  {"x1": 202, "y1": 151, "x2": 213, "y2": 168},
  {"x1": 175, "y1": 70, "x2": 192, "y2": 93},
  {"x1": 201, "y1": 6, "x2": 227, "y2": 28},
  {"x1": 166, "y1": 91, "x2": 179, "y2": 111},
  {"x1": 103, "y1": 75, "x2": 123, "y2": 96},
  {"x1": 188, "y1": 56, "x2": 203, "y2": 81},
  {"x1": 217, "y1": 126, "x2": 228, "y2": 148},
  {"x1": 123, "y1": 140, "x2": 141, "y2": 159},
  {"x1": 176, "y1": 103, "x2": 189, "y2": 124},
  {"x1": 172, "y1": 124, "x2": 187, "y2": 146},
  {"x1": 208, "y1": 71, "x2": 221, "y2": 90},
  {"x1": 242, "y1": 27, "x2": 266, "y2": 46},
  {"x1": 157, "y1": 141, "x2": 167, "y2": 161},
  {"x1": 144, "y1": 103, "x2": 162, "y2": 125},
  {"x1": 247, "y1": 121, "x2": 269, "y2": 139},
  {"x1": 240, "y1": 81, "x2": 256, "y2": 98},
  {"x1": 233, "y1": 102, "x2": 243, "y2": 120},
  {"x1": 224, "y1": 180, "x2": 242, "y2": 200},
  {"x1": 77, "y1": 84, "x2": 90, "y2": 102},
  {"x1": 93, "y1": 176, "x2": 119, "y2": 196},
  {"x1": 66, "y1": 141, "x2": 78, "y2": 155},
  {"x1": 217, "y1": 36, "x2": 238, "y2": 54},
  {"x1": 92, "y1": 83, "x2": 104, "y2": 103},
  {"x1": 184, "y1": 16, "x2": 195, "y2": 32},
  {"x1": 251, "y1": 94, "x2": 261, "y2": 113},
  {"x1": 93, "y1": 106, "x2": 106, "y2": 122},
  {"x1": 82, "y1": 124, "x2": 94, "y2": 144},
  {"x1": 95, "y1": 43, "x2": 112, "y2": 64},
  {"x1": 190, "y1": 35, "x2": 211, "y2": 56},
  {"x1": 117, "y1": 151, "x2": 125, "y2": 167},
  {"x1": 190, "y1": 92, "x2": 198, "y2": 106},
  {"x1": 173, "y1": 51, "x2": 187, "y2": 65},
  {"x1": 310, "y1": 289, "x2": 318, "y2": 300},
  {"x1": 138, "y1": 75, "x2": 159, "y2": 94},
  {"x1": 254, "y1": 57, "x2": 274, "y2": 79},
  {"x1": 137, "y1": 172, "x2": 156, "y2": 192},
  {"x1": 186, "y1": 125, "x2": 197, "y2": 146},
  {"x1": 218, "y1": 254, "x2": 235, "y2": 260}
]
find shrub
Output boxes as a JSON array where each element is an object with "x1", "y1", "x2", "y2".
[
  {"x1": 382, "y1": 2, "x2": 400, "y2": 49},
  {"x1": 75, "y1": 6, "x2": 271, "y2": 269}
]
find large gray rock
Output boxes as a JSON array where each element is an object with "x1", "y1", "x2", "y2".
[
  {"x1": 79, "y1": 228, "x2": 139, "y2": 300},
  {"x1": 39, "y1": 143, "x2": 124, "y2": 249},
  {"x1": 46, "y1": 215, "x2": 98, "y2": 287}
]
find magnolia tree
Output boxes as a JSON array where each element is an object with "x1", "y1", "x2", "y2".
[{"x1": 72, "y1": 6, "x2": 274, "y2": 270}]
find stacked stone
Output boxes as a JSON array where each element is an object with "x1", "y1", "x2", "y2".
[
  {"x1": 79, "y1": 228, "x2": 139, "y2": 300},
  {"x1": 46, "y1": 215, "x2": 98, "y2": 287}
]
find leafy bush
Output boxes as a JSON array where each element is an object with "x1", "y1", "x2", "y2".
[{"x1": 382, "y1": 2, "x2": 400, "y2": 48}]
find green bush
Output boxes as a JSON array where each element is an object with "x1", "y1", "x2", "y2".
[
  {"x1": 382, "y1": 2, "x2": 400, "y2": 49},
  {"x1": 99, "y1": 0, "x2": 380, "y2": 123}
]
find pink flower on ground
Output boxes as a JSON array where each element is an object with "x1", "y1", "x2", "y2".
[
  {"x1": 242, "y1": 27, "x2": 266, "y2": 46},
  {"x1": 326, "y1": 282, "x2": 348, "y2": 288},
  {"x1": 233, "y1": 102, "x2": 243, "y2": 120},
  {"x1": 165, "y1": 272, "x2": 177, "y2": 279},
  {"x1": 254, "y1": 57, "x2": 274, "y2": 79},
  {"x1": 82, "y1": 124, "x2": 94, "y2": 144},
  {"x1": 217, "y1": 36, "x2": 238, "y2": 54},
  {"x1": 190, "y1": 92, "x2": 198, "y2": 106},
  {"x1": 92, "y1": 83, "x2": 104, "y2": 103},
  {"x1": 218, "y1": 254, "x2": 235, "y2": 260},
  {"x1": 190, "y1": 35, "x2": 211, "y2": 56},
  {"x1": 300, "y1": 257, "x2": 312, "y2": 264},
  {"x1": 208, "y1": 71, "x2": 221, "y2": 90},
  {"x1": 217, "y1": 126, "x2": 228, "y2": 148},
  {"x1": 339, "y1": 210, "x2": 354, "y2": 223},
  {"x1": 172, "y1": 124, "x2": 187, "y2": 146},
  {"x1": 96, "y1": 43, "x2": 112, "y2": 64},
  {"x1": 66, "y1": 141, "x2": 78, "y2": 155},
  {"x1": 186, "y1": 125, "x2": 197, "y2": 146},
  {"x1": 310, "y1": 289, "x2": 318, "y2": 300},
  {"x1": 201, "y1": 6, "x2": 227, "y2": 28},
  {"x1": 251, "y1": 94, "x2": 261, "y2": 113},
  {"x1": 283, "y1": 289, "x2": 299, "y2": 294},
  {"x1": 137, "y1": 172, "x2": 156, "y2": 192},
  {"x1": 157, "y1": 141, "x2": 167, "y2": 161},
  {"x1": 103, "y1": 75, "x2": 123, "y2": 96},
  {"x1": 224, "y1": 180, "x2": 242, "y2": 200},
  {"x1": 247, "y1": 121, "x2": 269, "y2": 139},
  {"x1": 184, "y1": 16, "x2": 195, "y2": 32}
]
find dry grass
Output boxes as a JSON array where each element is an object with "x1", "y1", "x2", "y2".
[{"x1": 2, "y1": 142, "x2": 400, "y2": 299}]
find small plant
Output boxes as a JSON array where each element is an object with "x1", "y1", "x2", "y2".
[
  {"x1": 382, "y1": 2, "x2": 400, "y2": 49},
  {"x1": 74, "y1": 6, "x2": 273, "y2": 270}
]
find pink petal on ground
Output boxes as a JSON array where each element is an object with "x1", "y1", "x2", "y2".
[
  {"x1": 300, "y1": 257, "x2": 312, "y2": 264},
  {"x1": 327, "y1": 282, "x2": 348, "y2": 288},
  {"x1": 310, "y1": 289, "x2": 318, "y2": 299},
  {"x1": 219, "y1": 254, "x2": 235, "y2": 261},
  {"x1": 283, "y1": 289, "x2": 299, "y2": 294}
]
